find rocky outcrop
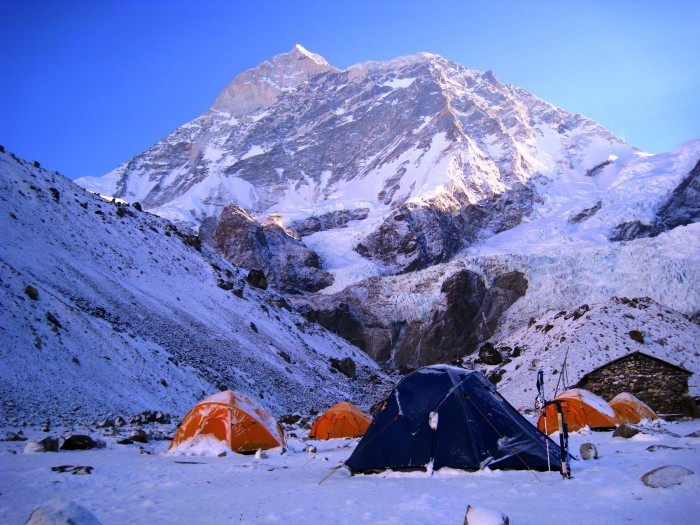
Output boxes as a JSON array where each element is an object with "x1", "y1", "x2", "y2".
[
  {"x1": 569, "y1": 201, "x2": 602, "y2": 224},
  {"x1": 585, "y1": 159, "x2": 614, "y2": 177},
  {"x1": 610, "y1": 158, "x2": 700, "y2": 241},
  {"x1": 355, "y1": 192, "x2": 534, "y2": 273},
  {"x1": 656, "y1": 158, "x2": 700, "y2": 230},
  {"x1": 609, "y1": 220, "x2": 657, "y2": 242},
  {"x1": 288, "y1": 208, "x2": 370, "y2": 237},
  {"x1": 300, "y1": 269, "x2": 528, "y2": 369},
  {"x1": 211, "y1": 204, "x2": 333, "y2": 293},
  {"x1": 390, "y1": 270, "x2": 528, "y2": 367}
]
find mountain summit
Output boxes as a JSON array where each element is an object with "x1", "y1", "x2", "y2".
[
  {"x1": 77, "y1": 45, "x2": 638, "y2": 272},
  {"x1": 75, "y1": 46, "x2": 634, "y2": 222},
  {"x1": 211, "y1": 44, "x2": 334, "y2": 114}
]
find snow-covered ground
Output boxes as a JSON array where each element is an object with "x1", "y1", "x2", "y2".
[{"x1": 1, "y1": 418, "x2": 699, "y2": 524}]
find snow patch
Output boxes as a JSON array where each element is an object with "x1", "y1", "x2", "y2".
[
  {"x1": 240, "y1": 144, "x2": 267, "y2": 160},
  {"x1": 382, "y1": 77, "x2": 416, "y2": 89}
]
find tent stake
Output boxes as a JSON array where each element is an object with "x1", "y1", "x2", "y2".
[{"x1": 318, "y1": 465, "x2": 343, "y2": 485}]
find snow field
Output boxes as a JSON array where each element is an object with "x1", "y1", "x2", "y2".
[{"x1": 1, "y1": 419, "x2": 698, "y2": 524}]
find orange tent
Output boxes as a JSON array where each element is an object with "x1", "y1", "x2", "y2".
[
  {"x1": 537, "y1": 389, "x2": 619, "y2": 434},
  {"x1": 309, "y1": 402, "x2": 372, "y2": 440},
  {"x1": 609, "y1": 392, "x2": 658, "y2": 424},
  {"x1": 169, "y1": 390, "x2": 286, "y2": 454}
]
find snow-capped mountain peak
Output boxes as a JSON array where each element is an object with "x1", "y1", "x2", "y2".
[
  {"x1": 77, "y1": 46, "x2": 639, "y2": 274},
  {"x1": 210, "y1": 44, "x2": 334, "y2": 114},
  {"x1": 291, "y1": 43, "x2": 330, "y2": 66}
]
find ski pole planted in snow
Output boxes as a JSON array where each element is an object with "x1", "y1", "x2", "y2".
[{"x1": 554, "y1": 401, "x2": 571, "y2": 479}]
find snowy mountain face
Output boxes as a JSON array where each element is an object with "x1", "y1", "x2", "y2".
[
  {"x1": 74, "y1": 46, "x2": 699, "y2": 370},
  {"x1": 0, "y1": 150, "x2": 390, "y2": 426},
  {"x1": 76, "y1": 45, "x2": 635, "y2": 272}
]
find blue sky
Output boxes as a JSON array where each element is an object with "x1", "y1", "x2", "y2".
[{"x1": 1, "y1": 0, "x2": 698, "y2": 180}]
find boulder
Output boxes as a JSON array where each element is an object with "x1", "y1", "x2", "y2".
[
  {"x1": 24, "y1": 285, "x2": 39, "y2": 300},
  {"x1": 25, "y1": 500, "x2": 103, "y2": 525},
  {"x1": 613, "y1": 424, "x2": 640, "y2": 439},
  {"x1": 279, "y1": 414, "x2": 301, "y2": 425},
  {"x1": 330, "y1": 357, "x2": 357, "y2": 379},
  {"x1": 129, "y1": 429, "x2": 149, "y2": 444},
  {"x1": 478, "y1": 343, "x2": 503, "y2": 365},
  {"x1": 24, "y1": 441, "x2": 45, "y2": 454},
  {"x1": 463, "y1": 505, "x2": 510, "y2": 525},
  {"x1": 246, "y1": 269, "x2": 268, "y2": 290},
  {"x1": 40, "y1": 436, "x2": 60, "y2": 452},
  {"x1": 628, "y1": 330, "x2": 645, "y2": 344},
  {"x1": 60, "y1": 435, "x2": 96, "y2": 451},
  {"x1": 3, "y1": 431, "x2": 28, "y2": 441},
  {"x1": 641, "y1": 465, "x2": 694, "y2": 488},
  {"x1": 614, "y1": 423, "x2": 679, "y2": 439},
  {"x1": 580, "y1": 443, "x2": 598, "y2": 460},
  {"x1": 26, "y1": 436, "x2": 60, "y2": 453}
]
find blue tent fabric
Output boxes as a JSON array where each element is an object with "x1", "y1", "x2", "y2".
[{"x1": 345, "y1": 365, "x2": 563, "y2": 473}]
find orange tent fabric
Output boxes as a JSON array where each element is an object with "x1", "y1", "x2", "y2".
[
  {"x1": 537, "y1": 389, "x2": 619, "y2": 434},
  {"x1": 309, "y1": 402, "x2": 372, "y2": 440},
  {"x1": 169, "y1": 390, "x2": 286, "y2": 454},
  {"x1": 609, "y1": 392, "x2": 658, "y2": 424}
]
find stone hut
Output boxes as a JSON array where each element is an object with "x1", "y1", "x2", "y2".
[{"x1": 576, "y1": 351, "x2": 693, "y2": 417}]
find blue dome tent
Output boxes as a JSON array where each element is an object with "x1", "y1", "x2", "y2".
[{"x1": 345, "y1": 365, "x2": 562, "y2": 473}]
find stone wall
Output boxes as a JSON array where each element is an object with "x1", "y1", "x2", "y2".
[{"x1": 577, "y1": 353, "x2": 692, "y2": 416}]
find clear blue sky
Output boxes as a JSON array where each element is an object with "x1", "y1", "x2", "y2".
[{"x1": 1, "y1": 0, "x2": 698, "y2": 180}]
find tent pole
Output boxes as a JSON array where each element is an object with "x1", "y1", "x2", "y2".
[
  {"x1": 544, "y1": 411, "x2": 551, "y2": 476},
  {"x1": 464, "y1": 394, "x2": 541, "y2": 482},
  {"x1": 537, "y1": 370, "x2": 551, "y2": 476}
]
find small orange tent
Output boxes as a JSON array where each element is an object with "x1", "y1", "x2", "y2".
[
  {"x1": 609, "y1": 392, "x2": 658, "y2": 424},
  {"x1": 537, "y1": 389, "x2": 619, "y2": 434},
  {"x1": 309, "y1": 402, "x2": 372, "y2": 440},
  {"x1": 169, "y1": 390, "x2": 286, "y2": 454}
]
